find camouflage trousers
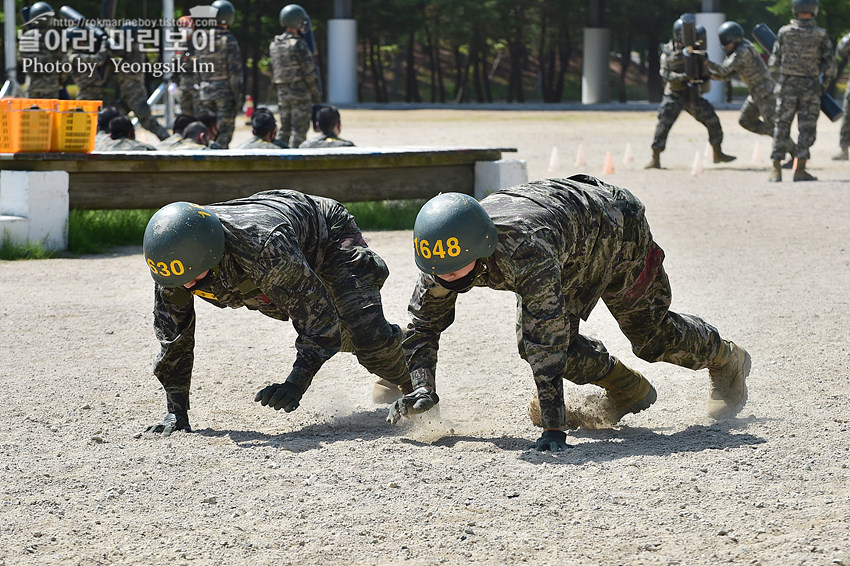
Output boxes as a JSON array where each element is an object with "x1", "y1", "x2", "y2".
[
  {"x1": 201, "y1": 81, "x2": 237, "y2": 148},
  {"x1": 840, "y1": 86, "x2": 850, "y2": 149},
  {"x1": 771, "y1": 76, "x2": 821, "y2": 161},
  {"x1": 650, "y1": 91, "x2": 723, "y2": 151},
  {"x1": 739, "y1": 93, "x2": 776, "y2": 136},
  {"x1": 533, "y1": 197, "x2": 724, "y2": 389},
  {"x1": 120, "y1": 84, "x2": 170, "y2": 140},
  {"x1": 316, "y1": 230, "x2": 412, "y2": 390},
  {"x1": 275, "y1": 86, "x2": 312, "y2": 148},
  {"x1": 27, "y1": 80, "x2": 62, "y2": 99},
  {"x1": 177, "y1": 75, "x2": 200, "y2": 117}
]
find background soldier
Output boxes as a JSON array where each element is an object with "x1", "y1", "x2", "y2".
[
  {"x1": 67, "y1": 28, "x2": 110, "y2": 101},
  {"x1": 174, "y1": 15, "x2": 200, "y2": 116},
  {"x1": 94, "y1": 106, "x2": 121, "y2": 150},
  {"x1": 646, "y1": 16, "x2": 735, "y2": 169},
  {"x1": 768, "y1": 0, "x2": 835, "y2": 182},
  {"x1": 113, "y1": 25, "x2": 169, "y2": 140},
  {"x1": 103, "y1": 115, "x2": 155, "y2": 151},
  {"x1": 235, "y1": 108, "x2": 285, "y2": 149},
  {"x1": 195, "y1": 0, "x2": 242, "y2": 148},
  {"x1": 389, "y1": 178, "x2": 750, "y2": 452},
  {"x1": 832, "y1": 32, "x2": 850, "y2": 161},
  {"x1": 142, "y1": 193, "x2": 413, "y2": 435},
  {"x1": 300, "y1": 105, "x2": 355, "y2": 148},
  {"x1": 270, "y1": 4, "x2": 321, "y2": 149},
  {"x1": 708, "y1": 21, "x2": 795, "y2": 164},
  {"x1": 20, "y1": 1, "x2": 67, "y2": 99}
]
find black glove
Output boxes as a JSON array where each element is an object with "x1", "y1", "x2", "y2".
[
  {"x1": 387, "y1": 387, "x2": 439, "y2": 424},
  {"x1": 254, "y1": 382, "x2": 302, "y2": 412},
  {"x1": 534, "y1": 430, "x2": 568, "y2": 452},
  {"x1": 145, "y1": 412, "x2": 191, "y2": 437}
]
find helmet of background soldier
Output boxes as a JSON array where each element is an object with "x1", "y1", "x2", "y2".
[
  {"x1": 412, "y1": 193, "x2": 497, "y2": 275},
  {"x1": 792, "y1": 0, "x2": 819, "y2": 17},
  {"x1": 280, "y1": 4, "x2": 309, "y2": 31},
  {"x1": 696, "y1": 25, "x2": 707, "y2": 48},
  {"x1": 718, "y1": 21, "x2": 744, "y2": 46},
  {"x1": 26, "y1": 1, "x2": 55, "y2": 27},
  {"x1": 211, "y1": 0, "x2": 236, "y2": 27},
  {"x1": 143, "y1": 202, "x2": 225, "y2": 287},
  {"x1": 672, "y1": 18, "x2": 683, "y2": 43}
]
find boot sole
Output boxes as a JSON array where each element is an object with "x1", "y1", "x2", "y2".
[
  {"x1": 707, "y1": 350, "x2": 751, "y2": 419},
  {"x1": 626, "y1": 384, "x2": 657, "y2": 416}
]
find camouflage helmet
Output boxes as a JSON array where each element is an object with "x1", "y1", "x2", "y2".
[
  {"x1": 211, "y1": 0, "x2": 235, "y2": 27},
  {"x1": 26, "y1": 1, "x2": 55, "y2": 27},
  {"x1": 718, "y1": 21, "x2": 744, "y2": 45},
  {"x1": 143, "y1": 202, "x2": 225, "y2": 287},
  {"x1": 280, "y1": 4, "x2": 309, "y2": 30},
  {"x1": 412, "y1": 193, "x2": 497, "y2": 275},
  {"x1": 792, "y1": 0, "x2": 818, "y2": 16}
]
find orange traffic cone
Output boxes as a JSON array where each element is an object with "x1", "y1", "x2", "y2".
[
  {"x1": 623, "y1": 142, "x2": 634, "y2": 165},
  {"x1": 691, "y1": 151, "x2": 704, "y2": 175},
  {"x1": 751, "y1": 140, "x2": 763, "y2": 164},
  {"x1": 548, "y1": 146, "x2": 561, "y2": 173},
  {"x1": 575, "y1": 144, "x2": 586, "y2": 167},
  {"x1": 602, "y1": 151, "x2": 615, "y2": 174}
]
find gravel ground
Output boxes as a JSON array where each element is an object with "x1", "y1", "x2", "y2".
[{"x1": 2, "y1": 108, "x2": 850, "y2": 566}]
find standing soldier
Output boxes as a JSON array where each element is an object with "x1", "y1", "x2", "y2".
[
  {"x1": 195, "y1": 0, "x2": 242, "y2": 148},
  {"x1": 141, "y1": 192, "x2": 413, "y2": 436},
  {"x1": 768, "y1": 0, "x2": 835, "y2": 182},
  {"x1": 174, "y1": 15, "x2": 200, "y2": 116},
  {"x1": 831, "y1": 32, "x2": 850, "y2": 161},
  {"x1": 270, "y1": 4, "x2": 321, "y2": 149},
  {"x1": 113, "y1": 25, "x2": 170, "y2": 140},
  {"x1": 67, "y1": 28, "x2": 110, "y2": 101},
  {"x1": 388, "y1": 178, "x2": 750, "y2": 451},
  {"x1": 708, "y1": 21, "x2": 796, "y2": 163},
  {"x1": 20, "y1": 2, "x2": 67, "y2": 99},
  {"x1": 645, "y1": 15, "x2": 735, "y2": 169}
]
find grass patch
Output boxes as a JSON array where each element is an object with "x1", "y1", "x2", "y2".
[
  {"x1": 0, "y1": 235, "x2": 56, "y2": 260},
  {"x1": 68, "y1": 209, "x2": 157, "y2": 255},
  {"x1": 345, "y1": 199, "x2": 424, "y2": 231}
]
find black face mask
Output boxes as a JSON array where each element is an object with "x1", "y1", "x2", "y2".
[{"x1": 435, "y1": 260, "x2": 485, "y2": 293}]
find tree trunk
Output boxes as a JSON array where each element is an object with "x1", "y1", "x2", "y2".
[
  {"x1": 646, "y1": 35, "x2": 662, "y2": 103},
  {"x1": 405, "y1": 32, "x2": 420, "y2": 103}
]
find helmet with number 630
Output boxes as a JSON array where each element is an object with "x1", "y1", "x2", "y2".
[
  {"x1": 413, "y1": 193, "x2": 497, "y2": 275},
  {"x1": 143, "y1": 202, "x2": 225, "y2": 287}
]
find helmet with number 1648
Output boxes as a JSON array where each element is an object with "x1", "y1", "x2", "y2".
[
  {"x1": 143, "y1": 202, "x2": 225, "y2": 287},
  {"x1": 412, "y1": 193, "x2": 497, "y2": 275}
]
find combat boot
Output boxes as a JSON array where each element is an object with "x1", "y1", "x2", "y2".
[
  {"x1": 644, "y1": 149, "x2": 661, "y2": 169},
  {"x1": 832, "y1": 147, "x2": 848, "y2": 161},
  {"x1": 768, "y1": 160, "x2": 782, "y2": 182},
  {"x1": 793, "y1": 158, "x2": 817, "y2": 182},
  {"x1": 594, "y1": 360, "x2": 657, "y2": 423},
  {"x1": 707, "y1": 340, "x2": 750, "y2": 419},
  {"x1": 712, "y1": 145, "x2": 736, "y2": 163}
]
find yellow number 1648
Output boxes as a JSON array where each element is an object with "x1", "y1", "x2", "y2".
[{"x1": 414, "y1": 237, "x2": 461, "y2": 259}]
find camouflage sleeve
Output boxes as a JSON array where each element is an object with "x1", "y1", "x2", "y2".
[
  {"x1": 660, "y1": 49, "x2": 687, "y2": 85},
  {"x1": 227, "y1": 35, "x2": 243, "y2": 102},
  {"x1": 708, "y1": 50, "x2": 739, "y2": 81},
  {"x1": 820, "y1": 33, "x2": 836, "y2": 88},
  {"x1": 838, "y1": 34, "x2": 850, "y2": 60},
  {"x1": 768, "y1": 31, "x2": 782, "y2": 71},
  {"x1": 252, "y1": 234, "x2": 340, "y2": 394},
  {"x1": 297, "y1": 41, "x2": 321, "y2": 103},
  {"x1": 152, "y1": 285, "x2": 196, "y2": 414},
  {"x1": 512, "y1": 240, "x2": 569, "y2": 430},
  {"x1": 403, "y1": 273, "x2": 460, "y2": 391}
]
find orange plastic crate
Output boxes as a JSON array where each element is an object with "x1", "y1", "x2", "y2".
[
  {"x1": 0, "y1": 98, "x2": 55, "y2": 153},
  {"x1": 50, "y1": 99, "x2": 101, "y2": 153}
]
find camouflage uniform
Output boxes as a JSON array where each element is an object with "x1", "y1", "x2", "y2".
[
  {"x1": 196, "y1": 27, "x2": 242, "y2": 148},
  {"x1": 300, "y1": 134, "x2": 355, "y2": 149},
  {"x1": 650, "y1": 40, "x2": 724, "y2": 152},
  {"x1": 94, "y1": 131, "x2": 117, "y2": 150},
  {"x1": 115, "y1": 46, "x2": 170, "y2": 140},
  {"x1": 236, "y1": 136, "x2": 283, "y2": 150},
  {"x1": 174, "y1": 45, "x2": 200, "y2": 116},
  {"x1": 167, "y1": 138, "x2": 209, "y2": 151},
  {"x1": 270, "y1": 31, "x2": 321, "y2": 148},
  {"x1": 769, "y1": 18, "x2": 835, "y2": 161},
  {"x1": 708, "y1": 39, "x2": 783, "y2": 137},
  {"x1": 155, "y1": 133, "x2": 183, "y2": 150},
  {"x1": 68, "y1": 44, "x2": 110, "y2": 101},
  {"x1": 835, "y1": 33, "x2": 850, "y2": 150},
  {"x1": 152, "y1": 190, "x2": 411, "y2": 415},
  {"x1": 104, "y1": 137, "x2": 155, "y2": 151},
  {"x1": 20, "y1": 28, "x2": 67, "y2": 99},
  {"x1": 404, "y1": 176, "x2": 726, "y2": 430}
]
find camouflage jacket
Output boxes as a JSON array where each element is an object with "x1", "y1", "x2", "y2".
[
  {"x1": 236, "y1": 136, "x2": 283, "y2": 150},
  {"x1": 156, "y1": 133, "x2": 183, "y2": 150},
  {"x1": 837, "y1": 33, "x2": 850, "y2": 61},
  {"x1": 153, "y1": 190, "x2": 358, "y2": 397},
  {"x1": 94, "y1": 131, "x2": 116, "y2": 151},
  {"x1": 660, "y1": 40, "x2": 710, "y2": 95},
  {"x1": 68, "y1": 45, "x2": 110, "y2": 93},
  {"x1": 269, "y1": 32, "x2": 320, "y2": 101},
  {"x1": 299, "y1": 134, "x2": 355, "y2": 149},
  {"x1": 708, "y1": 39, "x2": 776, "y2": 101},
  {"x1": 195, "y1": 27, "x2": 243, "y2": 99},
  {"x1": 106, "y1": 137, "x2": 155, "y2": 151},
  {"x1": 404, "y1": 175, "x2": 645, "y2": 430},
  {"x1": 769, "y1": 18, "x2": 835, "y2": 84},
  {"x1": 20, "y1": 28, "x2": 67, "y2": 96}
]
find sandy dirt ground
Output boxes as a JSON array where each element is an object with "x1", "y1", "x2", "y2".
[{"x1": 2, "y1": 108, "x2": 850, "y2": 566}]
